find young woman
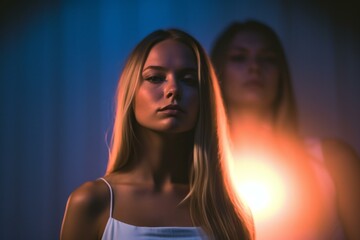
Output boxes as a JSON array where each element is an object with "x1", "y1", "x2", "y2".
[
  {"x1": 211, "y1": 20, "x2": 360, "y2": 240},
  {"x1": 60, "y1": 29, "x2": 253, "y2": 240}
]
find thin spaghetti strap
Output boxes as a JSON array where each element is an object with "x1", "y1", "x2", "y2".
[{"x1": 99, "y1": 177, "x2": 113, "y2": 218}]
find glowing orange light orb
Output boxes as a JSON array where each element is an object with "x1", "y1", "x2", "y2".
[{"x1": 230, "y1": 151, "x2": 287, "y2": 222}]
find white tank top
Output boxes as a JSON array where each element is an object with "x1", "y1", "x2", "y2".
[{"x1": 99, "y1": 178, "x2": 207, "y2": 240}]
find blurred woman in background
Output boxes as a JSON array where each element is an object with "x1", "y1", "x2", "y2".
[{"x1": 211, "y1": 20, "x2": 360, "y2": 240}]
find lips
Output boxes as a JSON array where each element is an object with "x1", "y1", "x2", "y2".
[
  {"x1": 158, "y1": 104, "x2": 185, "y2": 113},
  {"x1": 243, "y1": 80, "x2": 264, "y2": 89}
]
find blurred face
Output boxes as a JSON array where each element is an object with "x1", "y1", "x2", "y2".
[
  {"x1": 134, "y1": 39, "x2": 199, "y2": 133},
  {"x1": 223, "y1": 31, "x2": 280, "y2": 110}
]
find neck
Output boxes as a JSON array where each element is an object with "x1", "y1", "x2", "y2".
[
  {"x1": 131, "y1": 126, "x2": 193, "y2": 188},
  {"x1": 226, "y1": 106, "x2": 279, "y2": 152},
  {"x1": 227, "y1": 106, "x2": 275, "y2": 139},
  {"x1": 226, "y1": 106, "x2": 299, "y2": 151}
]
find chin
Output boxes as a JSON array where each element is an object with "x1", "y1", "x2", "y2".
[
  {"x1": 160, "y1": 126, "x2": 194, "y2": 134},
  {"x1": 237, "y1": 98, "x2": 262, "y2": 106},
  {"x1": 158, "y1": 118, "x2": 194, "y2": 132},
  {"x1": 239, "y1": 93, "x2": 273, "y2": 106}
]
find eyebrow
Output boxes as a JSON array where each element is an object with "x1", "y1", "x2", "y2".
[{"x1": 142, "y1": 66, "x2": 167, "y2": 72}]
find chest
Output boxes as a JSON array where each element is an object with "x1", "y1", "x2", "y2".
[{"x1": 111, "y1": 187, "x2": 193, "y2": 227}]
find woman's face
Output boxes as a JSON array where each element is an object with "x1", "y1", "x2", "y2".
[
  {"x1": 134, "y1": 39, "x2": 199, "y2": 133},
  {"x1": 222, "y1": 31, "x2": 280, "y2": 110}
]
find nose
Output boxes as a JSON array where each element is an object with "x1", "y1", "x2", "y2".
[
  {"x1": 248, "y1": 57, "x2": 260, "y2": 73},
  {"x1": 165, "y1": 75, "x2": 182, "y2": 101}
]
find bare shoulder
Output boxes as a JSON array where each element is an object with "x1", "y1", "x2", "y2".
[
  {"x1": 322, "y1": 138, "x2": 360, "y2": 239},
  {"x1": 321, "y1": 137, "x2": 360, "y2": 185},
  {"x1": 60, "y1": 179, "x2": 110, "y2": 240},
  {"x1": 67, "y1": 179, "x2": 110, "y2": 212},
  {"x1": 322, "y1": 138, "x2": 360, "y2": 170}
]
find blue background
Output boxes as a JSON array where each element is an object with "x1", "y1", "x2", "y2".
[{"x1": 1, "y1": 0, "x2": 359, "y2": 239}]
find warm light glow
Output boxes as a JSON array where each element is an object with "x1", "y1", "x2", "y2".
[
  {"x1": 231, "y1": 151, "x2": 287, "y2": 222},
  {"x1": 228, "y1": 139, "x2": 329, "y2": 240}
]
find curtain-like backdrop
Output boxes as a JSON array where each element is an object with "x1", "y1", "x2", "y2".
[{"x1": 0, "y1": 1, "x2": 359, "y2": 239}]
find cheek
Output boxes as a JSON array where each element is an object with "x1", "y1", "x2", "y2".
[
  {"x1": 181, "y1": 87, "x2": 199, "y2": 126},
  {"x1": 186, "y1": 89, "x2": 199, "y2": 113},
  {"x1": 222, "y1": 64, "x2": 247, "y2": 94},
  {"x1": 262, "y1": 68, "x2": 281, "y2": 105},
  {"x1": 191, "y1": 95, "x2": 200, "y2": 118},
  {"x1": 224, "y1": 64, "x2": 246, "y2": 84},
  {"x1": 134, "y1": 89, "x2": 147, "y2": 114},
  {"x1": 222, "y1": 69, "x2": 244, "y2": 102},
  {"x1": 264, "y1": 68, "x2": 280, "y2": 91},
  {"x1": 134, "y1": 87, "x2": 162, "y2": 119}
]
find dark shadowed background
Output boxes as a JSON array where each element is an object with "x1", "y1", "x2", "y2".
[{"x1": 0, "y1": 0, "x2": 359, "y2": 239}]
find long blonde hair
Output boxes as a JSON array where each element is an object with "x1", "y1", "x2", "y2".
[{"x1": 106, "y1": 29, "x2": 253, "y2": 239}]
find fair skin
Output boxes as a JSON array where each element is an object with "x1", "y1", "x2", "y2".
[
  {"x1": 135, "y1": 39, "x2": 199, "y2": 134},
  {"x1": 224, "y1": 31, "x2": 360, "y2": 240},
  {"x1": 60, "y1": 39, "x2": 200, "y2": 240}
]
